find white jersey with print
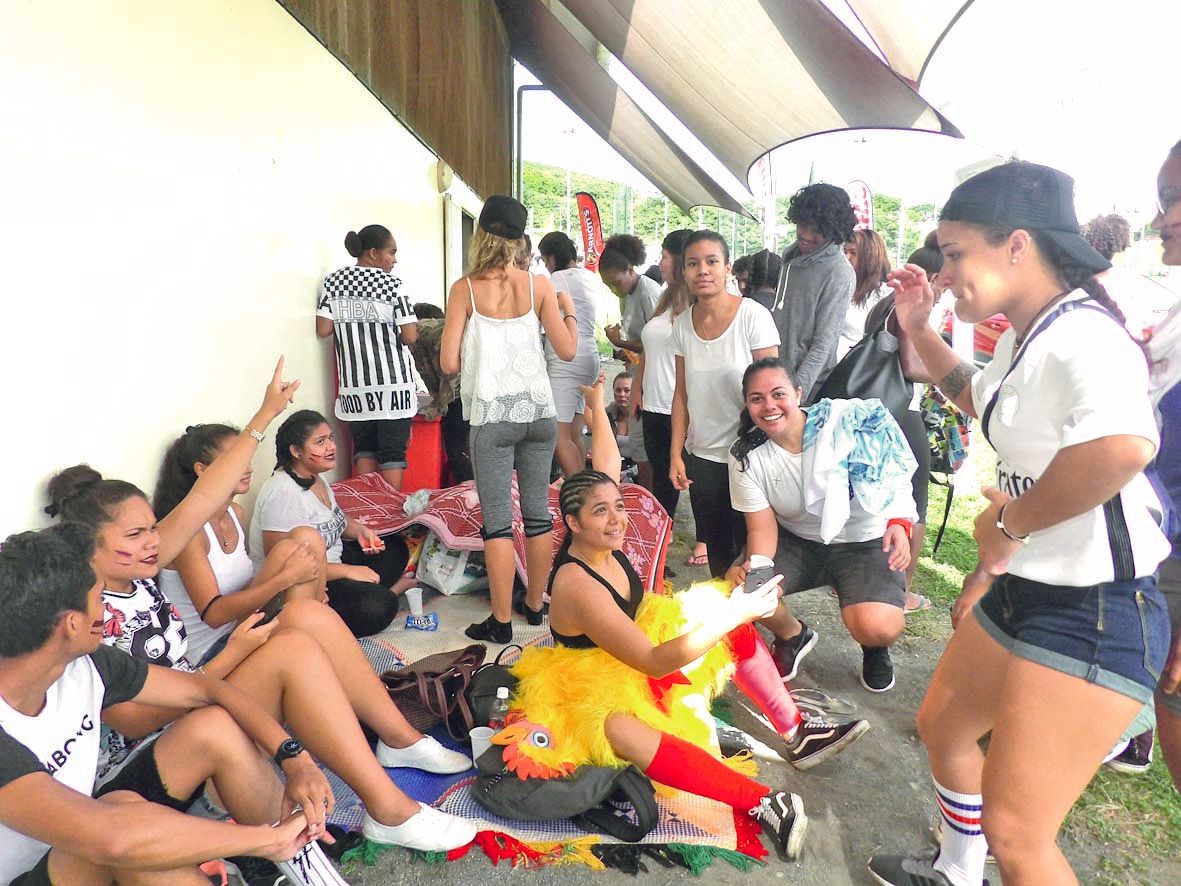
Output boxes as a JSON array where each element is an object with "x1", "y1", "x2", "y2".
[
  {"x1": 317, "y1": 265, "x2": 418, "y2": 421},
  {"x1": 670, "y1": 297, "x2": 780, "y2": 463},
  {"x1": 971, "y1": 290, "x2": 1170, "y2": 585},
  {"x1": 0, "y1": 647, "x2": 147, "y2": 883}
]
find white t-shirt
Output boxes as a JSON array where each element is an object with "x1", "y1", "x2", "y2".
[
  {"x1": 639, "y1": 309, "x2": 679, "y2": 414},
  {"x1": 837, "y1": 286, "x2": 887, "y2": 360},
  {"x1": 671, "y1": 297, "x2": 780, "y2": 463},
  {"x1": 728, "y1": 434, "x2": 913, "y2": 543},
  {"x1": 251, "y1": 471, "x2": 348, "y2": 566},
  {"x1": 546, "y1": 267, "x2": 602, "y2": 350},
  {"x1": 316, "y1": 266, "x2": 418, "y2": 422},
  {"x1": 0, "y1": 647, "x2": 147, "y2": 883},
  {"x1": 972, "y1": 290, "x2": 1170, "y2": 585}
]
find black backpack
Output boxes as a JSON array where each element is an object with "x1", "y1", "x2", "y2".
[{"x1": 472, "y1": 745, "x2": 658, "y2": 842}]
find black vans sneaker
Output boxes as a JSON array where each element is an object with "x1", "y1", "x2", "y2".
[
  {"x1": 868, "y1": 852, "x2": 989, "y2": 886},
  {"x1": 860, "y1": 645, "x2": 895, "y2": 692},
  {"x1": 770, "y1": 623, "x2": 818, "y2": 682},
  {"x1": 750, "y1": 790, "x2": 807, "y2": 861},
  {"x1": 785, "y1": 717, "x2": 870, "y2": 770}
]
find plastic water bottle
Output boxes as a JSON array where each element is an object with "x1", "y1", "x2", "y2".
[{"x1": 489, "y1": 686, "x2": 511, "y2": 730}]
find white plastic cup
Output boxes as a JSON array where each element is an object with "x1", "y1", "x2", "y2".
[
  {"x1": 469, "y1": 726, "x2": 494, "y2": 762},
  {"x1": 404, "y1": 586, "x2": 424, "y2": 617}
]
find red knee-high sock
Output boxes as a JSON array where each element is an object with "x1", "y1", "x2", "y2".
[
  {"x1": 726, "y1": 624, "x2": 803, "y2": 736},
  {"x1": 644, "y1": 732, "x2": 770, "y2": 810}
]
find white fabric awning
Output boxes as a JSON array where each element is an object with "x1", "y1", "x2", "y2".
[
  {"x1": 554, "y1": 0, "x2": 960, "y2": 190},
  {"x1": 843, "y1": 0, "x2": 976, "y2": 85},
  {"x1": 496, "y1": 0, "x2": 751, "y2": 214}
]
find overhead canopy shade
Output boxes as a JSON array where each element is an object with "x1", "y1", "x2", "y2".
[
  {"x1": 557, "y1": 0, "x2": 961, "y2": 190},
  {"x1": 843, "y1": 0, "x2": 976, "y2": 85},
  {"x1": 495, "y1": 0, "x2": 749, "y2": 215}
]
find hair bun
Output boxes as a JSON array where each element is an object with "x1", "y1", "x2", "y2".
[{"x1": 344, "y1": 230, "x2": 362, "y2": 258}]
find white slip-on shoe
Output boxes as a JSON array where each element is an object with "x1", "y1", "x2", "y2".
[
  {"x1": 376, "y1": 736, "x2": 472, "y2": 773},
  {"x1": 362, "y1": 804, "x2": 477, "y2": 852}
]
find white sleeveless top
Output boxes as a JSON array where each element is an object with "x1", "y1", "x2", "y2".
[
  {"x1": 159, "y1": 508, "x2": 255, "y2": 664},
  {"x1": 459, "y1": 273, "x2": 556, "y2": 426}
]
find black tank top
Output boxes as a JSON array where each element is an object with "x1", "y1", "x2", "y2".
[{"x1": 549, "y1": 548, "x2": 644, "y2": 649}]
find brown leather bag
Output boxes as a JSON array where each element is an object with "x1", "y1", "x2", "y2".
[{"x1": 380, "y1": 644, "x2": 487, "y2": 740}]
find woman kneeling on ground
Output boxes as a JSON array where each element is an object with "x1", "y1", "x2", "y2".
[
  {"x1": 507, "y1": 377, "x2": 871, "y2": 862},
  {"x1": 48, "y1": 368, "x2": 475, "y2": 853},
  {"x1": 250, "y1": 409, "x2": 412, "y2": 639},
  {"x1": 726, "y1": 358, "x2": 918, "y2": 694}
]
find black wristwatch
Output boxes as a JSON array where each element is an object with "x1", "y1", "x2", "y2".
[{"x1": 274, "y1": 738, "x2": 305, "y2": 766}]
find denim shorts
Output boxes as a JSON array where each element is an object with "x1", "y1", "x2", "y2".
[
  {"x1": 349, "y1": 417, "x2": 412, "y2": 469},
  {"x1": 975, "y1": 572, "x2": 1170, "y2": 704}
]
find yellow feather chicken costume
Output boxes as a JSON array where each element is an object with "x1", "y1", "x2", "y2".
[{"x1": 498, "y1": 580, "x2": 739, "y2": 779}]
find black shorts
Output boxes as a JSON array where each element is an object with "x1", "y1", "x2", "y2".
[
  {"x1": 349, "y1": 418, "x2": 412, "y2": 469},
  {"x1": 771, "y1": 527, "x2": 906, "y2": 609},
  {"x1": 94, "y1": 736, "x2": 201, "y2": 812},
  {"x1": 12, "y1": 852, "x2": 52, "y2": 886}
]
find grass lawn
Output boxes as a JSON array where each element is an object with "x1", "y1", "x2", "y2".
[{"x1": 909, "y1": 439, "x2": 1181, "y2": 885}]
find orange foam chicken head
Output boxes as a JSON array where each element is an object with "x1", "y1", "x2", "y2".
[{"x1": 491, "y1": 713, "x2": 576, "y2": 780}]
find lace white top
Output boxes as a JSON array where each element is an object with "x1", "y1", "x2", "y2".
[{"x1": 459, "y1": 274, "x2": 556, "y2": 426}]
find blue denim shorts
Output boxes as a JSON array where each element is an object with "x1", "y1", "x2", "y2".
[
  {"x1": 974, "y1": 573, "x2": 1170, "y2": 705},
  {"x1": 1156, "y1": 557, "x2": 1181, "y2": 717}
]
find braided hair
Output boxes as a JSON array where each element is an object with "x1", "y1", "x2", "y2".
[
  {"x1": 748, "y1": 248, "x2": 782, "y2": 292},
  {"x1": 555, "y1": 470, "x2": 619, "y2": 558},
  {"x1": 274, "y1": 410, "x2": 330, "y2": 491}
]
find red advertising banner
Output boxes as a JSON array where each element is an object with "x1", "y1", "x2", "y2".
[
  {"x1": 575, "y1": 192, "x2": 605, "y2": 271},
  {"x1": 847, "y1": 179, "x2": 873, "y2": 231}
]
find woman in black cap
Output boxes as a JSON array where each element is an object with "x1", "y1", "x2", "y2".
[
  {"x1": 440, "y1": 196, "x2": 579, "y2": 642},
  {"x1": 868, "y1": 162, "x2": 1171, "y2": 886}
]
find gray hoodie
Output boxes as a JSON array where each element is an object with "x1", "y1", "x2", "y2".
[{"x1": 770, "y1": 240, "x2": 855, "y2": 402}]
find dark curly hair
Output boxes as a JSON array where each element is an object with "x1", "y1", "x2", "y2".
[
  {"x1": 1081, "y1": 214, "x2": 1131, "y2": 261},
  {"x1": 598, "y1": 234, "x2": 646, "y2": 275},
  {"x1": 787, "y1": 184, "x2": 857, "y2": 246}
]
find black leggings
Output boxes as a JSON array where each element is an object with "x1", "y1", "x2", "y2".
[
  {"x1": 641, "y1": 410, "x2": 680, "y2": 520},
  {"x1": 327, "y1": 538, "x2": 407, "y2": 637},
  {"x1": 685, "y1": 452, "x2": 747, "y2": 579}
]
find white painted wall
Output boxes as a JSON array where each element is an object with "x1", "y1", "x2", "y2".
[{"x1": 0, "y1": 0, "x2": 458, "y2": 536}]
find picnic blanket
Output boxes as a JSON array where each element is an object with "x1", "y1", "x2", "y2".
[
  {"x1": 326, "y1": 637, "x2": 768, "y2": 874},
  {"x1": 331, "y1": 474, "x2": 672, "y2": 593}
]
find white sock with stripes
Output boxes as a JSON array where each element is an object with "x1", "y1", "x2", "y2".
[{"x1": 932, "y1": 779, "x2": 987, "y2": 886}]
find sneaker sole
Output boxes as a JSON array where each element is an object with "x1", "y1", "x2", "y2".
[
  {"x1": 790, "y1": 720, "x2": 871, "y2": 771},
  {"x1": 780, "y1": 630, "x2": 819, "y2": 683},
  {"x1": 784, "y1": 792, "x2": 808, "y2": 861},
  {"x1": 1105, "y1": 759, "x2": 1152, "y2": 775},
  {"x1": 859, "y1": 670, "x2": 895, "y2": 693}
]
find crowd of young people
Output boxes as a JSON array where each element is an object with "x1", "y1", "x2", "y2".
[{"x1": 2, "y1": 146, "x2": 1180, "y2": 886}]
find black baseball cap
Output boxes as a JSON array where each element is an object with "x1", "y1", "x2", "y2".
[
  {"x1": 941, "y1": 161, "x2": 1111, "y2": 274},
  {"x1": 478, "y1": 195, "x2": 527, "y2": 240}
]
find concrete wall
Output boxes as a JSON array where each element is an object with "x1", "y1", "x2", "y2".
[{"x1": 0, "y1": 0, "x2": 475, "y2": 535}]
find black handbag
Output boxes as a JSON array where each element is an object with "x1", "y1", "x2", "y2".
[
  {"x1": 816, "y1": 304, "x2": 913, "y2": 415},
  {"x1": 466, "y1": 644, "x2": 522, "y2": 727}
]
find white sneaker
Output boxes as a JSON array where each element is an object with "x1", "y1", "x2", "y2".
[
  {"x1": 376, "y1": 736, "x2": 471, "y2": 773},
  {"x1": 276, "y1": 839, "x2": 349, "y2": 885},
  {"x1": 362, "y1": 804, "x2": 477, "y2": 852}
]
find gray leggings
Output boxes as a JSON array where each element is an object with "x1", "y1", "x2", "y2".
[{"x1": 469, "y1": 417, "x2": 557, "y2": 540}]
